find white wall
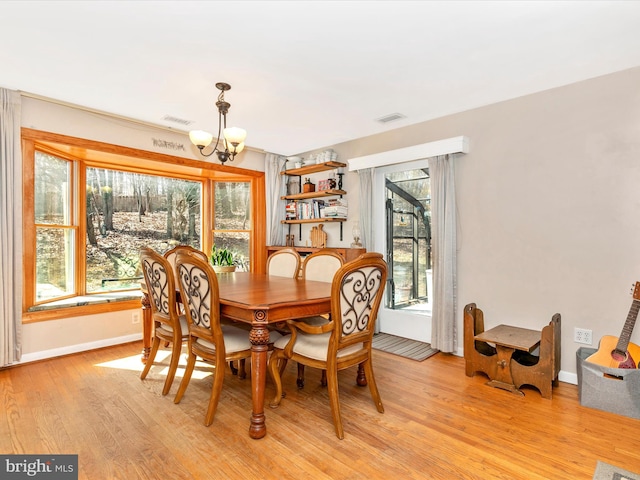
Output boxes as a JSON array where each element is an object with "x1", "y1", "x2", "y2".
[
  {"x1": 21, "y1": 311, "x2": 142, "y2": 363},
  {"x1": 21, "y1": 96, "x2": 267, "y2": 171},
  {"x1": 304, "y1": 67, "x2": 640, "y2": 377}
]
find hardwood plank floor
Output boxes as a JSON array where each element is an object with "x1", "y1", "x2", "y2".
[{"x1": 1, "y1": 342, "x2": 639, "y2": 479}]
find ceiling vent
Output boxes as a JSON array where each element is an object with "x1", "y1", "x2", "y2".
[
  {"x1": 162, "y1": 115, "x2": 193, "y2": 126},
  {"x1": 376, "y1": 113, "x2": 406, "y2": 124}
]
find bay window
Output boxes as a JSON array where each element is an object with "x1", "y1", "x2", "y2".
[{"x1": 22, "y1": 129, "x2": 265, "y2": 321}]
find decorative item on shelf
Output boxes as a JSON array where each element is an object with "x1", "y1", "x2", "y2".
[
  {"x1": 287, "y1": 156, "x2": 303, "y2": 169},
  {"x1": 351, "y1": 220, "x2": 363, "y2": 248},
  {"x1": 287, "y1": 177, "x2": 300, "y2": 195},
  {"x1": 188, "y1": 82, "x2": 247, "y2": 165},
  {"x1": 210, "y1": 245, "x2": 236, "y2": 273},
  {"x1": 310, "y1": 224, "x2": 327, "y2": 248},
  {"x1": 316, "y1": 149, "x2": 338, "y2": 163},
  {"x1": 317, "y1": 178, "x2": 337, "y2": 191},
  {"x1": 286, "y1": 234, "x2": 295, "y2": 247},
  {"x1": 302, "y1": 178, "x2": 315, "y2": 193}
]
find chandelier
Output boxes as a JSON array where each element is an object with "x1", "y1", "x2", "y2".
[{"x1": 188, "y1": 82, "x2": 247, "y2": 165}]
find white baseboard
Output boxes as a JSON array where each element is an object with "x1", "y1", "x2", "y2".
[
  {"x1": 558, "y1": 371, "x2": 578, "y2": 385},
  {"x1": 18, "y1": 333, "x2": 142, "y2": 365}
]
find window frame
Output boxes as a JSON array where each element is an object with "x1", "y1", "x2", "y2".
[
  {"x1": 33, "y1": 150, "x2": 79, "y2": 304},
  {"x1": 21, "y1": 128, "x2": 266, "y2": 323},
  {"x1": 211, "y1": 180, "x2": 253, "y2": 270}
]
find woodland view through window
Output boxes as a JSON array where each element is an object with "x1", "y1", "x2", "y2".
[{"x1": 35, "y1": 151, "x2": 204, "y2": 302}]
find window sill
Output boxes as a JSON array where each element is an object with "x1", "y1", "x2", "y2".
[{"x1": 23, "y1": 292, "x2": 143, "y2": 323}]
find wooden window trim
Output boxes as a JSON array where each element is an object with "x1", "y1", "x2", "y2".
[{"x1": 22, "y1": 128, "x2": 266, "y2": 322}]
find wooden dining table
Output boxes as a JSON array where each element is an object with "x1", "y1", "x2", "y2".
[{"x1": 140, "y1": 272, "x2": 333, "y2": 439}]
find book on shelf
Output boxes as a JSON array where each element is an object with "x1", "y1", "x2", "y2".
[
  {"x1": 328, "y1": 198, "x2": 348, "y2": 207},
  {"x1": 287, "y1": 199, "x2": 327, "y2": 220},
  {"x1": 285, "y1": 202, "x2": 297, "y2": 220},
  {"x1": 321, "y1": 205, "x2": 348, "y2": 218}
]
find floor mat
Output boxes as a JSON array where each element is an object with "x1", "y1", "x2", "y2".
[
  {"x1": 593, "y1": 461, "x2": 640, "y2": 480},
  {"x1": 372, "y1": 333, "x2": 439, "y2": 361}
]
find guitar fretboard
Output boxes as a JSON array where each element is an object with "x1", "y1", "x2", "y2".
[{"x1": 616, "y1": 299, "x2": 640, "y2": 353}]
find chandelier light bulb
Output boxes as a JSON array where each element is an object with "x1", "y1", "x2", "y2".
[
  {"x1": 223, "y1": 127, "x2": 247, "y2": 146},
  {"x1": 189, "y1": 130, "x2": 214, "y2": 148}
]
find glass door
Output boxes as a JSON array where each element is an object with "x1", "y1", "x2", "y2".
[
  {"x1": 374, "y1": 159, "x2": 432, "y2": 343},
  {"x1": 385, "y1": 170, "x2": 432, "y2": 310}
]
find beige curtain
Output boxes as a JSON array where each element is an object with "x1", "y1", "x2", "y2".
[
  {"x1": 357, "y1": 168, "x2": 374, "y2": 250},
  {"x1": 429, "y1": 154, "x2": 457, "y2": 353},
  {"x1": 0, "y1": 88, "x2": 23, "y2": 366},
  {"x1": 265, "y1": 153, "x2": 286, "y2": 246}
]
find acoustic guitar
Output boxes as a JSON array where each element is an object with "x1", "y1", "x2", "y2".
[{"x1": 586, "y1": 282, "x2": 640, "y2": 369}]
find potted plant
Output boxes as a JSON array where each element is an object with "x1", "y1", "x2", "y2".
[{"x1": 210, "y1": 245, "x2": 236, "y2": 273}]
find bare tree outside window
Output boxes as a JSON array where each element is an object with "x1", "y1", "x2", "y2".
[
  {"x1": 35, "y1": 153, "x2": 74, "y2": 301},
  {"x1": 213, "y1": 182, "x2": 251, "y2": 271},
  {"x1": 34, "y1": 151, "x2": 203, "y2": 302},
  {"x1": 85, "y1": 167, "x2": 202, "y2": 292}
]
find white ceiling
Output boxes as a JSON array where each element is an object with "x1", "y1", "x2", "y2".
[{"x1": 2, "y1": 1, "x2": 640, "y2": 156}]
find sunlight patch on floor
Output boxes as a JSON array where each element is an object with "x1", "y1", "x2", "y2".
[{"x1": 95, "y1": 349, "x2": 218, "y2": 380}]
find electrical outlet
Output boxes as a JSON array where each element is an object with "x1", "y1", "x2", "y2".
[
  {"x1": 132, "y1": 312, "x2": 141, "y2": 324},
  {"x1": 574, "y1": 327, "x2": 592, "y2": 345}
]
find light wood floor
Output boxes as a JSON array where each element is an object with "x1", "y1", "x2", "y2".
[{"x1": 2, "y1": 342, "x2": 640, "y2": 479}]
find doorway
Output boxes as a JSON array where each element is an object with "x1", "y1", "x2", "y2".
[{"x1": 374, "y1": 158, "x2": 432, "y2": 343}]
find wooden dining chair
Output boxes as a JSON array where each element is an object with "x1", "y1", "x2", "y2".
[
  {"x1": 295, "y1": 250, "x2": 345, "y2": 388},
  {"x1": 268, "y1": 252, "x2": 388, "y2": 439},
  {"x1": 139, "y1": 247, "x2": 188, "y2": 396},
  {"x1": 164, "y1": 245, "x2": 208, "y2": 285},
  {"x1": 266, "y1": 248, "x2": 301, "y2": 278},
  {"x1": 173, "y1": 250, "x2": 252, "y2": 426}
]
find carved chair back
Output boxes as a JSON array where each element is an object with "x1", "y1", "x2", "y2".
[
  {"x1": 174, "y1": 250, "x2": 224, "y2": 351},
  {"x1": 164, "y1": 245, "x2": 208, "y2": 285},
  {"x1": 140, "y1": 247, "x2": 181, "y2": 334},
  {"x1": 329, "y1": 252, "x2": 387, "y2": 357}
]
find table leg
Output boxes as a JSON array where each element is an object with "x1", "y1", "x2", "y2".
[
  {"x1": 249, "y1": 323, "x2": 270, "y2": 439},
  {"x1": 486, "y1": 345, "x2": 523, "y2": 395},
  {"x1": 140, "y1": 292, "x2": 152, "y2": 363},
  {"x1": 356, "y1": 362, "x2": 367, "y2": 386}
]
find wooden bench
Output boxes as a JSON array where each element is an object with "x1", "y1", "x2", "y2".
[{"x1": 463, "y1": 303, "x2": 498, "y2": 379}]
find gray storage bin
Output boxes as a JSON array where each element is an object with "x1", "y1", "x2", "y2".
[{"x1": 576, "y1": 347, "x2": 640, "y2": 420}]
